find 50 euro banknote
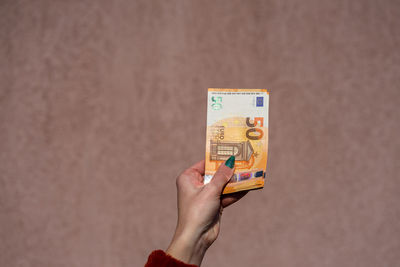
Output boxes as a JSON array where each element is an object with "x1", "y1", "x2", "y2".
[{"x1": 204, "y1": 88, "x2": 269, "y2": 194}]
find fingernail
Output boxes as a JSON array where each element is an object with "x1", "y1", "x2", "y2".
[{"x1": 224, "y1": 156, "x2": 235, "y2": 169}]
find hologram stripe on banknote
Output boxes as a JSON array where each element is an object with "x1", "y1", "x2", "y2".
[{"x1": 204, "y1": 88, "x2": 269, "y2": 194}]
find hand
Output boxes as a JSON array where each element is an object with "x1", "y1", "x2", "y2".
[{"x1": 166, "y1": 157, "x2": 248, "y2": 266}]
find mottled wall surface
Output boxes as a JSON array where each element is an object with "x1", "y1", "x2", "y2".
[{"x1": 1, "y1": 1, "x2": 399, "y2": 266}]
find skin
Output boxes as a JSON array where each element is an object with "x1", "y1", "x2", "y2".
[{"x1": 166, "y1": 160, "x2": 247, "y2": 266}]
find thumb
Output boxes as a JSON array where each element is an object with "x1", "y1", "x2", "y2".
[{"x1": 208, "y1": 156, "x2": 235, "y2": 194}]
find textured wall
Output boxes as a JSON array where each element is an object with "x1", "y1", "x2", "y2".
[{"x1": 1, "y1": 1, "x2": 399, "y2": 266}]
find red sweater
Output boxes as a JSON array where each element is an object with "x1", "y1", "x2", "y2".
[{"x1": 145, "y1": 250, "x2": 198, "y2": 267}]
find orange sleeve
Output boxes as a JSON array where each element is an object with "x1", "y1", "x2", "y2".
[{"x1": 144, "y1": 250, "x2": 198, "y2": 267}]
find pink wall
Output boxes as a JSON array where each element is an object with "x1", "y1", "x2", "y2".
[{"x1": 1, "y1": 1, "x2": 399, "y2": 266}]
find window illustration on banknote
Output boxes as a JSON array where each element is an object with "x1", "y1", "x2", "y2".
[{"x1": 210, "y1": 140, "x2": 254, "y2": 161}]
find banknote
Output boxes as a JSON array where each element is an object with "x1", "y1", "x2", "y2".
[{"x1": 204, "y1": 88, "x2": 269, "y2": 194}]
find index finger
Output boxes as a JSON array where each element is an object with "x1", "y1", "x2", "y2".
[{"x1": 188, "y1": 160, "x2": 205, "y2": 175}]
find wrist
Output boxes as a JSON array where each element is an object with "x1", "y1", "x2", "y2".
[{"x1": 166, "y1": 228, "x2": 208, "y2": 266}]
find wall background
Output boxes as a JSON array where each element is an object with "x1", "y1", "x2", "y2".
[{"x1": 1, "y1": 1, "x2": 399, "y2": 266}]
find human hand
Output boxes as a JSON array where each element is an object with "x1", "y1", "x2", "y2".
[{"x1": 166, "y1": 156, "x2": 248, "y2": 266}]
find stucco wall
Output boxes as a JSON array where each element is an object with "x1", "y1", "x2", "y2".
[{"x1": 1, "y1": 1, "x2": 399, "y2": 266}]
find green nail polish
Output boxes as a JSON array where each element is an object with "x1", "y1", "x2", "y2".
[{"x1": 225, "y1": 156, "x2": 235, "y2": 169}]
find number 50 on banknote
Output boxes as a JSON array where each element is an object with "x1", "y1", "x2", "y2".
[{"x1": 204, "y1": 88, "x2": 269, "y2": 194}]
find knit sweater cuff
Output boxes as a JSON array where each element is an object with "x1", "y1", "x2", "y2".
[{"x1": 144, "y1": 250, "x2": 198, "y2": 267}]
